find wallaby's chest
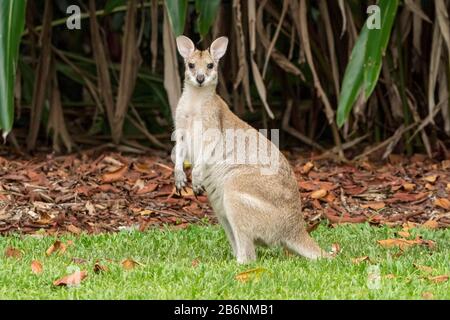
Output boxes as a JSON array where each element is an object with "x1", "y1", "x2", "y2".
[{"x1": 176, "y1": 96, "x2": 212, "y2": 162}]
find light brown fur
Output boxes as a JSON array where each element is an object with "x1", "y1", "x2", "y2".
[{"x1": 174, "y1": 36, "x2": 329, "y2": 263}]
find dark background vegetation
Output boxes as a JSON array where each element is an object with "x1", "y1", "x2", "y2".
[{"x1": 6, "y1": 0, "x2": 450, "y2": 160}]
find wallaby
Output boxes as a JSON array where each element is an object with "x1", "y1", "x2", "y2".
[{"x1": 174, "y1": 35, "x2": 330, "y2": 264}]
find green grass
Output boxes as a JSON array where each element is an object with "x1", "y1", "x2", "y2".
[{"x1": 0, "y1": 223, "x2": 449, "y2": 299}]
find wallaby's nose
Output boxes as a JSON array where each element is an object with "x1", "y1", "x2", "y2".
[{"x1": 196, "y1": 74, "x2": 205, "y2": 84}]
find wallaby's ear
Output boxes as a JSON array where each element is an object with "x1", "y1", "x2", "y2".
[
  {"x1": 210, "y1": 37, "x2": 229, "y2": 60},
  {"x1": 176, "y1": 36, "x2": 195, "y2": 59}
]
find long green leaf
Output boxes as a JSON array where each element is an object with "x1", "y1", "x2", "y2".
[
  {"x1": 0, "y1": 0, "x2": 26, "y2": 136},
  {"x1": 195, "y1": 0, "x2": 221, "y2": 37},
  {"x1": 337, "y1": 27, "x2": 369, "y2": 128},
  {"x1": 165, "y1": 0, "x2": 188, "y2": 36},
  {"x1": 364, "y1": 0, "x2": 399, "y2": 98},
  {"x1": 337, "y1": 0, "x2": 399, "y2": 128}
]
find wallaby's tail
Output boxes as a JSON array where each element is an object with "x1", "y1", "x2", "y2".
[{"x1": 284, "y1": 229, "x2": 331, "y2": 260}]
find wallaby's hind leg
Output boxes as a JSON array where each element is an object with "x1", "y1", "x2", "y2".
[
  {"x1": 222, "y1": 197, "x2": 256, "y2": 264},
  {"x1": 283, "y1": 232, "x2": 331, "y2": 260}
]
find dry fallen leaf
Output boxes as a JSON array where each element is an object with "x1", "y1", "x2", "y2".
[
  {"x1": 361, "y1": 202, "x2": 385, "y2": 210},
  {"x1": 422, "y1": 220, "x2": 439, "y2": 230},
  {"x1": 434, "y1": 198, "x2": 450, "y2": 210},
  {"x1": 93, "y1": 262, "x2": 108, "y2": 274},
  {"x1": 101, "y1": 165, "x2": 128, "y2": 183},
  {"x1": 398, "y1": 231, "x2": 411, "y2": 238},
  {"x1": 352, "y1": 256, "x2": 370, "y2": 264},
  {"x1": 191, "y1": 259, "x2": 199, "y2": 267},
  {"x1": 31, "y1": 260, "x2": 43, "y2": 275},
  {"x1": 311, "y1": 189, "x2": 327, "y2": 199},
  {"x1": 121, "y1": 258, "x2": 142, "y2": 270},
  {"x1": 46, "y1": 240, "x2": 67, "y2": 256},
  {"x1": 53, "y1": 270, "x2": 87, "y2": 286},
  {"x1": 5, "y1": 247, "x2": 22, "y2": 259},
  {"x1": 377, "y1": 238, "x2": 422, "y2": 250},
  {"x1": 35, "y1": 212, "x2": 53, "y2": 225},
  {"x1": 301, "y1": 162, "x2": 314, "y2": 174},
  {"x1": 139, "y1": 209, "x2": 155, "y2": 216},
  {"x1": 428, "y1": 275, "x2": 448, "y2": 283},
  {"x1": 422, "y1": 175, "x2": 438, "y2": 183},
  {"x1": 425, "y1": 183, "x2": 435, "y2": 191},
  {"x1": 442, "y1": 160, "x2": 450, "y2": 170},
  {"x1": 402, "y1": 221, "x2": 418, "y2": 232},
  {"x1": 384, "y1": 274, "x2": 396, "y2": 279},
  {"x1": 66, "y1": 224, "x2": 82, "y2": 235},
  {"x1": 422, "y1": 292, "x2": 434, "y2": 300},
  {"x1": 235, "y1": 267, "x2": 267, "y2": 283},
  {"x1": 402, "y1": 183, "x2": 416, "y2": 191},
  {"x1": 414, "y1": 264, "x2": 434, "y2": 273},
  {"x1": 136, "y1": 183, "x2": 158, "y2": 195}
]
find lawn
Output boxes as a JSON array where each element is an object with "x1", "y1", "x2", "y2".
[{"x1": 0, "y1": 223, "x2": 449, "y2": 299}]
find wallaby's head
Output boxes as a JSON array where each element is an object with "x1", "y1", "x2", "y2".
[{"x1": 176, "y1": 35, "x2": 228, "y2": 88}]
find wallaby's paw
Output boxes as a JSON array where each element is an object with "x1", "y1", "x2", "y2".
[
  {"x1": 193, "y1": 184, "x2": 206, "y2": 197},
  {"x1": 174, "y1": 170, "x2": 187, "y2": 195}
]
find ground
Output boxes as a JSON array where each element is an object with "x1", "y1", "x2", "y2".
[
  {"x1": 1, "y1": 151, "x2": 449, "y2": 234},
  {"x1": 1, "y1": 223, "x2": 449, "y2": 299},
  {"x1": 0, "y1": 150, "x2": 449, "y2": 299}
]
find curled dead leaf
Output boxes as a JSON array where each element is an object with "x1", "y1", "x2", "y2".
[
  {"x1": 31, "y1": 260, "x2": 43, "y2": 275},
  {"x1": 422, "y1": 175, "x2": 438, "y2": 183},
  {"x1": 101, "y1": 165, "x2": 128, "y2": 183},
  {"x1": 310, "y1": 189, "x2": 327, "y2": 199},
  {"x1": 425, "y1": 183, "x2": 435, "y2": 191},
  {"x1": 136, "y1": 183, "x2": 158, "y2": 195},
  {"x1": 46, "y1": 240, "x2": 67, "y2": 256},
  {"x1": 235, "y1": 267, "x2": 267, "y2": 283},
  {"x1": 53, "y1": 270, "x2": 87, "y2": 286},
  {"x1": 121, "y1": 258, "x2": 142, "y2": 270},
  {"x1": 301, "y1": 162, "x2": 314, "y2": 174},
  {"x1": 434, "y1": 198, "x2": 450, "y2": 210},
  {"x1": 94, "y1": 262, "x2": 108, "y2": 273}
]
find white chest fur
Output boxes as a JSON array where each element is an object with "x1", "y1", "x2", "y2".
[{"x1": 175, "y1": 86, "x2": 215, "y2": 164}]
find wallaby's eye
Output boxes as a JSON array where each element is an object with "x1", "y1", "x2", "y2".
[
  {"x1": 207, "y1": 63, "x2": 214, "y2": 69},
  {"x1": 188, "y1": 63, "x2": 195, "y2": 69}
]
